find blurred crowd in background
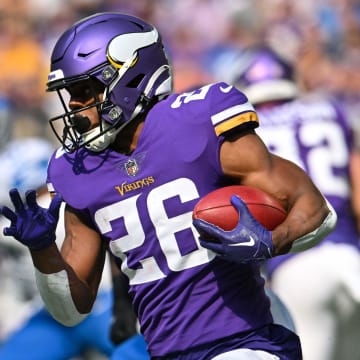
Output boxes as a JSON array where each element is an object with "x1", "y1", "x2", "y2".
[
  {"x1": 0, "y1": 0, "x2": 359, "y2": 149},
  {"x1": 0, "y1": 0, "x2": 359, "y2": 358}
]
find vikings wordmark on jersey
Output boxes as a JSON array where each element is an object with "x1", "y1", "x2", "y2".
[{"x1": 47, "y1": 82, "x2": 278, "y2": 356}]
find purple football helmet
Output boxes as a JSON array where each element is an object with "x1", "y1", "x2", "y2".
[
  {"x1": 47, "y1": 12, "x2": 172, "y2": 152},
  {"x1": 231, "y1": 46, "x2": 298, "y2": 105}
]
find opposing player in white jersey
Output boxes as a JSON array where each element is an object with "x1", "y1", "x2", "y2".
[
  {"x1": 0, "y1": 13, "x2": 337, "y2": 360},
  {"x1": 231, "y1": 46, "x2": 360, "y2": 360}
]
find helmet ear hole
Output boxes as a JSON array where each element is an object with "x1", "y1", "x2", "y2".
[{"x1": 126, "y1": 74, "x2": 145, "y2": 88}]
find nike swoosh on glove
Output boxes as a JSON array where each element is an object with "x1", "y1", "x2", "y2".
[
  {"x1": 0, "y1": 188, "x2": 62, "y2": 250},
  {"x1": 193, "y1": 195, "x2": 274, "y2": 263}
]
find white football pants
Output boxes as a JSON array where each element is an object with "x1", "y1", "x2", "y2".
[
  {"x1": 212, "y1": 349, "x2": 279, "y2": 359},
  {"x1": 269, "y1": 242, "x2": 360, "y2": 360}
]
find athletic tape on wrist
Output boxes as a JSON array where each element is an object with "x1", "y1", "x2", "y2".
[
  {"x1": 35, "y1": 268, "x2": 89, "y2": 326},
  {"x1": 290, "y1": 199, "x2": 338, "y2": 253}
]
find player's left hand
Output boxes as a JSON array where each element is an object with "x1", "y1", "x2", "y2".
[
  {"x1": 0, "y1": 188, "x2": 62, "y2": 251},
  {"x1": 193, "y1": 195, "x2": 274, "y2": 263}
]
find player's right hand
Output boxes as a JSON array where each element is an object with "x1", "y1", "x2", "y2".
[
  {"x1": 0, "y1": 188, "x2": 62, "y2": 250},
  {"x1": 193, "y1": 195, "x2": 274, "y2": 263}
]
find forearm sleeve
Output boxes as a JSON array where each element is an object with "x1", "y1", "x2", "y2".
[
  {"x1": 35, "y1": 268, "x2": 89, "y2": 326},
  {"x1": 289, "y1": 199, "x2": 338, "y2": 253}
]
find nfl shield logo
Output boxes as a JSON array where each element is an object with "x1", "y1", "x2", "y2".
[{"x1": 125, "y1": 159, "x2": 139, "y2": 177}]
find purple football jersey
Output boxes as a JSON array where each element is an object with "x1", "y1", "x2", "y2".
[
  {"x1": 47, "y1": 83, "x2": 284, "y2": 356},
  {"x1": 256, "y1": 94, "x2": 360, "y2": 274}
]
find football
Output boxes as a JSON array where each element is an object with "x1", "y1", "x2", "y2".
[{"x1": 193, "y1": 185, "x2": 286, "y2": 231}]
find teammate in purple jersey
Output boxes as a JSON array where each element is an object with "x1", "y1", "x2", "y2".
[
  {"x1": 0, "y1": 13, "x2": 337, "y2": 360},
  {"x1": 231, "y1": 45, "x2": 360, "y2": 360}
]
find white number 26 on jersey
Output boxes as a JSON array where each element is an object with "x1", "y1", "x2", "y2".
[{"x1": 94, "y1": 178, "x2": 215, "y2": 285}]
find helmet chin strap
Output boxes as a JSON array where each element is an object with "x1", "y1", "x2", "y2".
[{"x1": 83, "y1": 122, "x2": 119, "y2": 152}]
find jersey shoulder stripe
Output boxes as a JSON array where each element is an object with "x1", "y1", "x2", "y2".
[
  {"x1": 211, "y1": 101, "x2": 258, "y2": 136},
  {"x1": 207, "y1": 83, "x2": 259, "y2": 136}
]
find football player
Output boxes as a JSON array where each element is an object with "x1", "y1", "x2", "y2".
[
  {"x1": 231, "y1": 45, "x2": 360, "y2": 360},
  {"x1": 0, "y1": 13, "x2": 337, "y2": 360}
]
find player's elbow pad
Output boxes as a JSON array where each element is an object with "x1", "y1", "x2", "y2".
[
  {"x1": 289, "y1": 199, "x2": 337, "y2": 253},
  {"x1": 35, "y1": 268, "x2": 89, "y2": 326}
]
